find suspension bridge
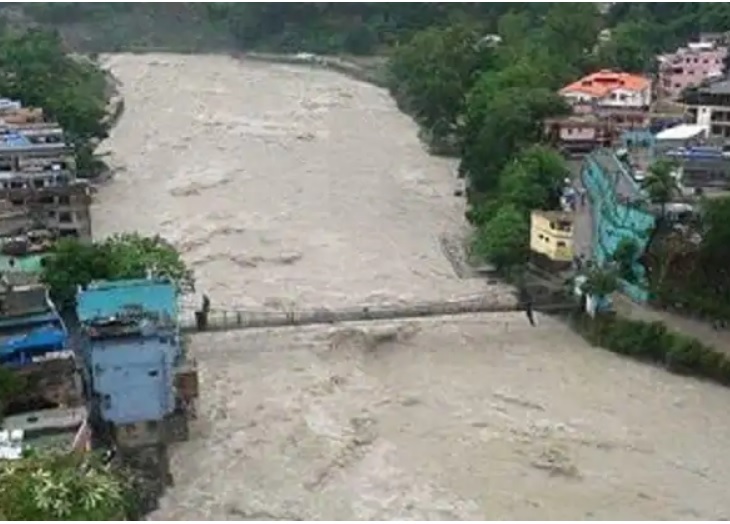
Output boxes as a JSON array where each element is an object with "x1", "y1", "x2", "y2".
[{"x1": 179, "y1": 288, "x2": 576, "y2": 335}]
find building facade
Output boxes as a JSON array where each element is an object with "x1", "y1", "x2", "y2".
[
  {"x1": 0, "y1": 120, "x2": 90, "y2": 242},
  {"x1": 529, "y1": 210, "x2": 574, "y2": 268},
  {"x1": 658, "y1": 41, "x2": 727, "y2": 100},
  {"x1": 544, "y1": 115, "x2": 616, "y2": 156},
  {"x1": 560, "y1": 70, "x2": 652, "y2": 130},
  {"x1": 684, "y1": 77, "x2": 730, "y2": 140},
  {"x1": 76, "y1": 278, "x2": 194, "y2": 444},
  {"x1": 0, "y1": 280, "x2": 67, "y2": 367}
]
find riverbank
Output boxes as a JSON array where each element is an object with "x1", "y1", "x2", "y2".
[
  {"x1": 87, "y1": 53, "x2": 730, "y2": 520},
  {"x1": 239, "y1": 51, "x2": 390, "y2": 88}
]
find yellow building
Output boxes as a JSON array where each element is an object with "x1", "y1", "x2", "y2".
[{"x1": 530, "y1": 210, "x2": 574, "y2": 263}]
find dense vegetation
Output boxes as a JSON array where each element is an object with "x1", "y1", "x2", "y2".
[
  {"x1": 0, "y1": 452, "x2": 133, "y2": 520},
  {"x1": 14, "y1": 3, "x2": 550, "y2": 55},
  {"x1": 0, "y1": 28, "x2": 108, "y2": 140},
  {"x1": 575, "y1": 313, "x2": 730, "y2": 386},
  {"x1": 41, "y1": 233, "x2": 194, "y2": 307}
]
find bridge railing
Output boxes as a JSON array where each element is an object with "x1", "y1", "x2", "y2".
[{"x1": 177, "y1": 294, "x2": 576, "y2": 334}]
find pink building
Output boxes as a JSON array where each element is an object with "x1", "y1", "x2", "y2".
[{"x1": 658, "y1": 42, "x2": 727, "y2": 100}]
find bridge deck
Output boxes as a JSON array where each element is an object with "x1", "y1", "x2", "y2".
[{"x1": 179, "y1": 295, "x2": 574, "y2": 334}]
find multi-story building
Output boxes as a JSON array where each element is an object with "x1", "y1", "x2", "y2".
[
  {"x1": 559, "y1": 70, "x2": 652, "y2": 130},
  {"x1": 76, "y1": 278, "x2": 197, "y2": 448},
  {"x1": 684, "y1": 76, "x2": 730, "y2": 141},
  {"x1": 657, "y1": 41, "x2": 727, "y2": 100},
  {"x1": 529, "y1": 210, "x2": 574, "y2": 271},
  {"x1": 0, "y1": 123, "x2": 91, "y2": 241},
  {"x1": 544, "y1": 114, "x2": 616, "y2": 156},
  {"x1": 663, "y1": 145, "x2": 730, "y2": 190},
  {"x1": 0, "y1": 277, "x2": 68, "y2": 367}
]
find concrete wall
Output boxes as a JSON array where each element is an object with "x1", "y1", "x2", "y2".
[
  {"x1": 89, "y1": 337, "x2": 174, "y2": 424},
  {"x1": 582, "y1": 153, "x2": 656, "y2": 303}
]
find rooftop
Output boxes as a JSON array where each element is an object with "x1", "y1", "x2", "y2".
[
  {"x1": 695, "y1": 76, "x2": 730, "y2": 96},
  {"x1": 561, "y1": 70, "x2": 651, "y2": 97},
  {"x1": 655, "y1": 124, "x2": 708, "y2": 141},
  {"x1": 1, "y1": 407, "x2": 87, "y2": 454},
  {"x1": 77, "y1": 277, "x2": 178, "y2": 325},
  {"x1": 532, "y1": 210, "x2": 574, "y2": 222}
]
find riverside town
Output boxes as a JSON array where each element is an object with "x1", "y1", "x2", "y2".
[{"x1": 1, "y1": 3, "x2": 730, "y2": 520}]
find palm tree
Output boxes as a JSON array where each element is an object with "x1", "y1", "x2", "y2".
[{"x1": 641, "y1": 159, "x2": 679, "y2": 217}]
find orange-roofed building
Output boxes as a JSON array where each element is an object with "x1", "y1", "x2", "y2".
[
  {"x1": 560, "y1": 70, "x2": 652, "y2": 108},
  {"x1": 559, "y1": 70, "x2": 653, "y2": 130}
]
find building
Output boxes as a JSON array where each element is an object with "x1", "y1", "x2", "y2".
[
  {"x1": 0, "y1": 184, "x2": 93, "y2": 241},
  {"x1": 0, "y1": 120, "x2": 90, "y2": 242},
  {"x1": 684, "y1": 76, "x2": 730, "y2": 140},
  {"x1": 0, "y1": 278, "x2": 68, "y2": 367},
  {"x1": 654, "y1": 123, "x2": 709, "y2": 156},
  {"x1": 664, "y1": 145, "x2": 730, "y2": 190},
  {"x1": 657, "y1": 41, "x2": 727, "y2": 100},
  {"x1": 544, "y1": 114, "x2": 616, "y2": 156},
  {"x1": 0, "y1": 407, "x2": 89, "y2": 458},
  {"x1": 560, "y1": 70, "x2": 652, "y2": 130},
  {"x1": 76, "y1": 278, "x2": 180, "y2": 427},
  {"x1": 529, "y1": 210, "x2": 574, "y2": 270}
]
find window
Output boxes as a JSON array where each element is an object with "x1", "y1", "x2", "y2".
[
  {"x1": 58, "y1": 211, "x2": 73, "y2": 223},
  {"x1": 57, "y1": 195, "x2": 70, "y2": 205},
  {"x1": 557, "y1": 241, "x2": 566, "y2": 248}
]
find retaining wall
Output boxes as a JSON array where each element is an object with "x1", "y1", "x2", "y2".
[{"x1": 582, "y1": 151, "x2": 656, "y2": 303}]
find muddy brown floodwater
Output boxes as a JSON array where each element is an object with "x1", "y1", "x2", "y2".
[{"x1": 94, "y1": 54, "x2": 730, "y2": 520}]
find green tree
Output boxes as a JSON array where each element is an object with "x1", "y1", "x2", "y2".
[
  {"x1": 0, "y1": 452, "x2": 132, "y2": 520},
  {"x1": 699, "y1": 197, "x2": 730, "y2": 301},
  {"x1": 41, "y1": 233, "x2": 193, "y2": 307},
  {"x1": 0, "y1": 29, "x2": 108, "y2": 141},
  {"x1": 460, "y1": 82, "x2": 569, "y2": 194},
  {"x1": 642, "y1": 159, "x2": 679, "y2": 216},
  {"x1": 582, "y1": 266, "x2": 620, "y2": 300},
  {"x1": 597, "y1": 21, "x2": 658, "y2": 73},
  {"x1": 471, "y1": 204, "x2": 530, "y2": 271},
  {"x1": 388, "y1": 23, "x2": 494, "y2": 144},
  {"x1": 612, "y1": 237, "x2": 640, "y2": 283},
  {"x1": 498, "y1": 145, "x2": 568, "y2": 214}
]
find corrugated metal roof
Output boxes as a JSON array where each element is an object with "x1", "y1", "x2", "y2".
[{"x1": 77, "y1": 278, "x2": 177, "y2": 324}]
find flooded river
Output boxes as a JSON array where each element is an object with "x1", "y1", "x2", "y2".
[{"x1": 95, "y1": 54, "x2": 730, "y2": 520}]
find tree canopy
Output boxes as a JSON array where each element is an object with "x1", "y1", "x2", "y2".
[
  {"x1": 41, "y1": 233, "x2": 194, "y2": 307},
  {"x1": 0, "y1": 452, "x2": 132, "y2": 520},
  {"x1": 0, "y1": 28, "x2": 108, "y2": 141}
]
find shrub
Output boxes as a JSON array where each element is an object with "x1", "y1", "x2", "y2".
[{"x1": 574, "y1": 312, "x2": 730, "y2": 386}]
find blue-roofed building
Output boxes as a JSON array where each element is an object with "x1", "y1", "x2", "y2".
[
  {"x1": 76, "y1": 277, "x2": 183, "y2": 428},
  {"x1": 0, "y1": 281, "x2": 68, "y2": 367},
  {"x1": 77, "y1": 278, "x2": 178, "y2": 324}
]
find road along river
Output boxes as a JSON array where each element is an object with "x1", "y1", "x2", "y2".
[{"x1": 94, "y1": 54, "x2": 730, "y2": 520}]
